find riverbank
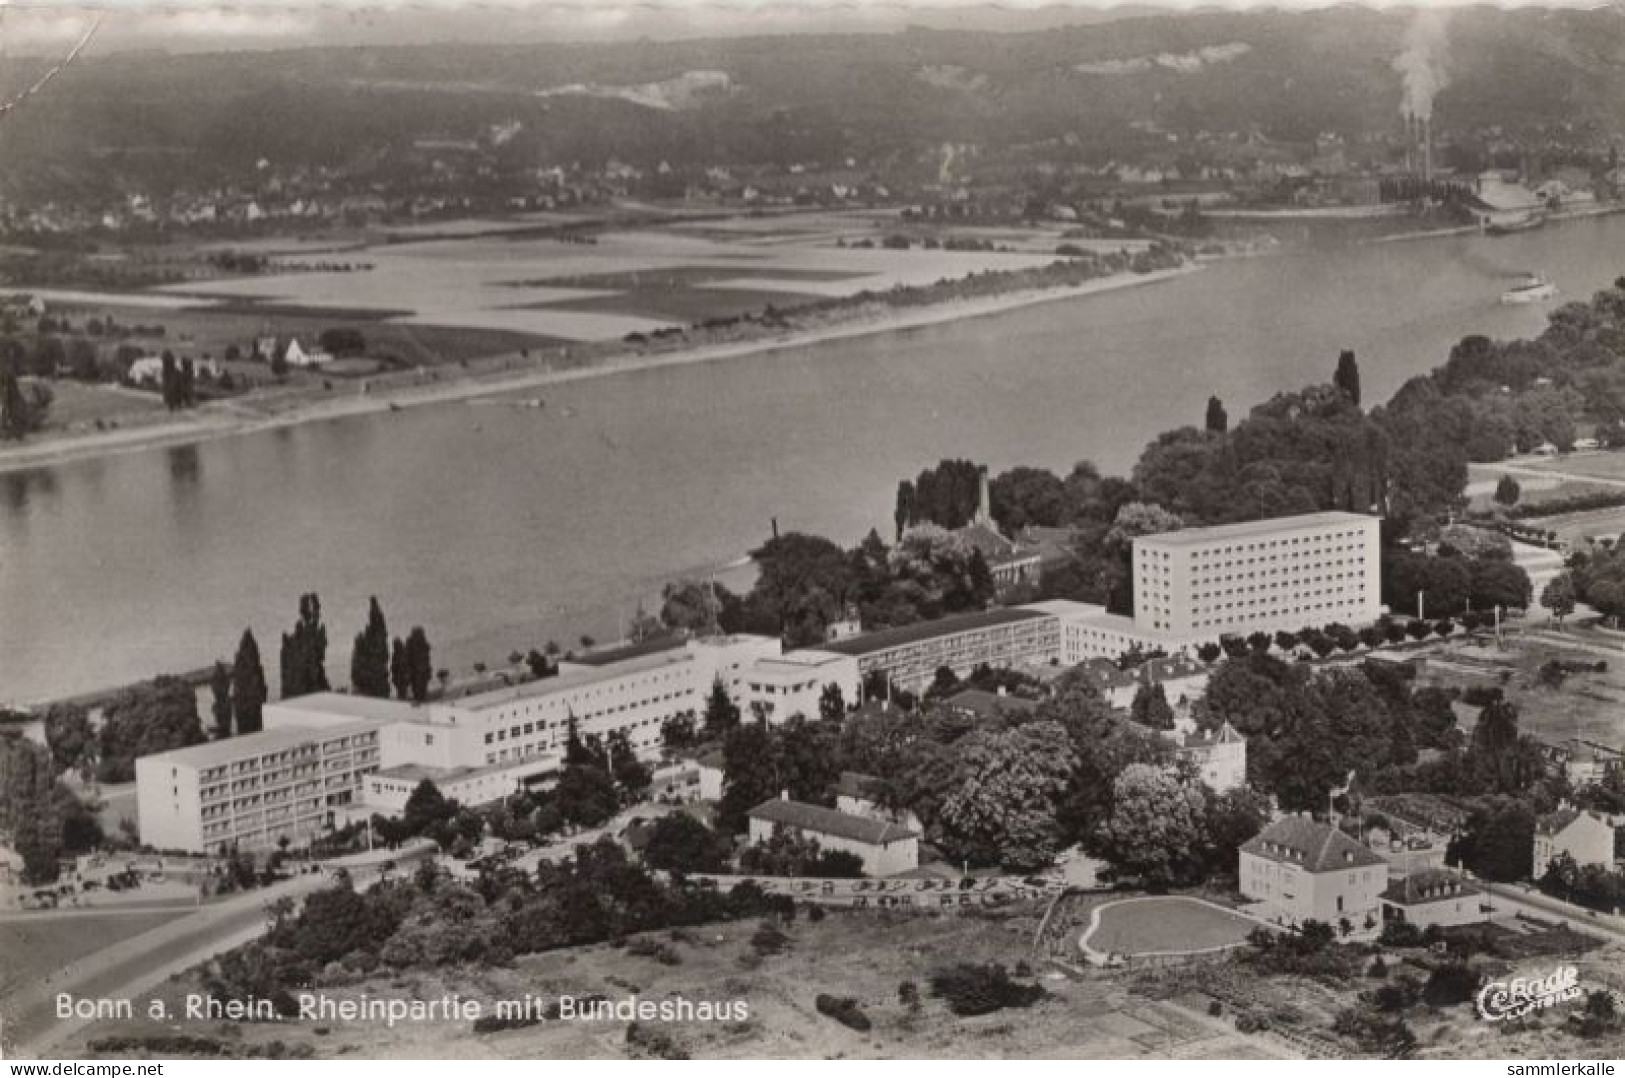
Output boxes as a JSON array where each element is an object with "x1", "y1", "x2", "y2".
[{"x1": 0, "y1": 263, "x2": 1199, "y2": 477}]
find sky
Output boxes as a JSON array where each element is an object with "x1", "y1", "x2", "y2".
[{"x1": 0, "y1": 0, "x2": 1616, "y2": 56}]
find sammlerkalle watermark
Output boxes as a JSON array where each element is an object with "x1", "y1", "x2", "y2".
[{"x1": 1476, "y1": 965, "x2": 1585, "y2": 1022}]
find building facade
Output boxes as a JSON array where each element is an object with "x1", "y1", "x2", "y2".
[
  {"x1": 1239, "y1": 817, "x2": 1386, "y2": 932},
  {"x1": 820, "y1": 608, "x2": 1061, "y2": 690},
  {"x1": 1133, "y1": 512, "x2": 1381, "y2": 639},
  {"x1": 135, "y1": 721, "x2": 384, "y2": 855},
  {"x1": 1380, "y1": 870, "x2": 1486, "y2": 931},
  {"x1": 1533, "y1": 808, "x2": 1616, "y2": 878},
  {"x1": 747, "y1": 797, "x2": 919, "y2": 877}
]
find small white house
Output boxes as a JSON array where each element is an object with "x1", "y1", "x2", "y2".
[
  {"x1": 748, "y1": 796, "x2": 919, "y2": 877},
  {"x1": 283, "y1": 339, "x2": 332, "y2": 368},
  {"x1": 1533, "y1": 808, "x2": 1616, "y2": 878}
]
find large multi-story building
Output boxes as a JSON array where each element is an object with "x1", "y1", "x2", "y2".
[
  {"x1": 136, "y1": 634, "x2": 846, "y2": 853},
  {"x1": 1132, "y1": 511, "x2": 1381, "y2": 639},
  {"x1": 821, "y1": 607, "x2": 1061, "y2": 690},
  {"x1": 136, "y1": 720, "x2": 385, "y2": 855}
]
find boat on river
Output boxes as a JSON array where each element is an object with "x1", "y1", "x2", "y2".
[{"x1": 1500, "y1": 273, "x2": 1558, "y2": 305}]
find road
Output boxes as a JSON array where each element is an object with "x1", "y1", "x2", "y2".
[{"x1": 1, "y1": 842, "x2": 433, "y2": 1059}]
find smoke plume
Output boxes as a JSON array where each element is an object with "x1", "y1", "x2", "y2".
[{"x1": 1393, "y1": 9, "x2": 1450, "y2": 122}]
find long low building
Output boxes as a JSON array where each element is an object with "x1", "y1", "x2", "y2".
[
  {"x1": 137, "y1": 634, "x2": 856, "y2": 853},
  {"x1": 748, "y1": 796, "x2": 920, "y2": 877}
]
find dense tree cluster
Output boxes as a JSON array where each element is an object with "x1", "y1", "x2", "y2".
[
  {"x1": 279, "y1": 593, "x2": 330, "y2": 699},
  {"x1": 202, "y1": 838, "x2": 795, "y2": 1008},
  {"x1": 95, "y1": 676, "x2": 208, "y2": 783}
]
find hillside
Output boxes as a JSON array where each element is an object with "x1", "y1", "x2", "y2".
[{"x1": 1, "y1": 6, "x2": 1624, "y2": 202}]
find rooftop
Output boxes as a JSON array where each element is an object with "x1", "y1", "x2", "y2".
[
  {"x1": 943, "y1": 688, "x2": 1040, "y2": 720},
  {"x1": 452, "y1": 648, "x2": 697, "y2": 713},
  {"x1": 1134, "y1": 511, "x2": 1379, "y2": 550},
  {"x1": 569, "y1": 634, "x2": 689, "y2": 668},
  {"x1": 749, "y1": 797, "x2": 918, "y2": 845},
  {"x1": 266, "y1": 692, "x2": 423, "y2": 725},
  {"x1": 137, "y1": 719, "x2": 384, "y2": 770},
  {"x1": 1240, "y1": 816, "x2": 1385, "y2": 872},
  {"x1": 819, "y1": 607, "x2": 1048, "y2": 658},
  {"x1": 1380, "y1": 869, "x2": 1481, "y2": 905}
]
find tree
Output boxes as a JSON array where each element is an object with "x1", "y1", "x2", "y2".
[
  {"x1": 96, "y1": 677, "x2": 207, "y2": 782},
  {"x1": 42, "y1": 703, "x2": 93, "y2": 775},
  {"x1": 279, "y1": 593, "x2": 330, "y2": 699},
  {"x1": 209, "y1": 661, "x2": 234, "y2": 739},
  {"x1": 233, "y1": 630, "x2": 269, "y2": 735},
  {"x1": 1093, "y1": 764, "x2": 1208, "y2": 887},
  {"x1": 405, "y1": 627, "x2": 433, "y2": 702},
  {"x1": 935, "y1": 721, "x2": 1078, "y2": 871},
  {"x1": 1493, "y1": 474, "x2": 1521, "y2": 507},
  {"x1": 0, "y1": 363, "x2": 49, "y2": 440},
  {"x1": 1205, "y1": 395, "x2": 1228, "y2": 434},
  {"x1": 1450, "y1": 799, "x2": 1535, "y2": 882},
  {"x1": 1129, "y1": 681, "x2": 1175, "y2": 730},
  {"x1": 641, "y1": 813, "x2": 730, "y2": 874},
  {"x1": 1542, "y1": 573, "x2": 1577, "y2": 625},
  {"x1": 701, "y1": 677, "x2": 740, "y2": 739},
  {"x1": 390, "y1": 638, "x2": 411, "y2": 700},
  {"x1": 350, "y1": 597, "x2": 392, "y2": 698},
  {"x1": 658, "y1": 580, "x2": 722, "y2": 634},
  {"x1": 817, "y1": 682, "x2": 846, "y2": 722},
  {"x1": 1334, "y1": 349, "x2": 1362, "y2": 407},
  {"x1": 989, "y1": 466, "x2": 1067, "y2": 530},
  {"x1": 403, "y1": 779, "x2": 453, "y2": 838},
  {"x1": 319, "y1": 327, "x2": 366, "y2": 355},
  {"x1": 555, "y1": 764, "x2": 619, "y2": 828},
  {"x1": 606, "y1": 729, "x2": 652, "y2": 799}
]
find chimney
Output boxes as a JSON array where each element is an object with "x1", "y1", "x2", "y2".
[
  {"x1": 975, "y1": 465, "x2": 992, "y2": 527},
  {"x1": 1423, "y1": 117, "x2": 1433, "y2": 182},
  {"x1": 780, "y1": 788, "x2": 790, "y2": 801}
]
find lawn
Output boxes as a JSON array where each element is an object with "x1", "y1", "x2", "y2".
[
  {"x1": 0, "y1": 910, "x2": 189, "y2": 1000},
  {"x1": 1515, "y1": 449, "x2": 1625, "y2": 483},
  {"x1": 1085, "y1": 897, "x2": 1260, "y2": 958},
  {"x1": 35, "y1": 380, "x2": 164, "y2": 428}
]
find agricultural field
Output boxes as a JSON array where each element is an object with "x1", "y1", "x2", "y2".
[
  {"x1": 146, "y1": 217, "x2": 1065, "y2": 344},
  {"x1": 1423, "y1": 637, "x2": 1625, "y2": 747}
]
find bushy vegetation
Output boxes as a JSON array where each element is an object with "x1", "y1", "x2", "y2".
[
  {"x1": 201, "y1": 839, "x2": 793, "y2": 1007},
  {"x1": 927, "y1": 963, "x2": 1047, "y2": 1017},
  {"x1": 814, "y1": 993, "x2": 873, "y2": 1031}
]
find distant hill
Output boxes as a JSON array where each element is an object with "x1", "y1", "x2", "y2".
[{"x1": 2, "y1": 6, "x2": 1623, "y2": 202}]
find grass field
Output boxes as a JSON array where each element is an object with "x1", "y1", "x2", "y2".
[
  {"x1": 59, "y1": 905, "x2": 1286, "y2": 1060},
  {"x1": 1427, "y1": 637, "x2": 1625, "y2": 746},
  {"x1": 0, "y1": 910, "x2": 190, "y2": 999},
  {"x1": 1514, "y1": 450, "x2": 1625, "y2": 483},
  {"x1": 36, "y1": 380, "x2": 165, "y2": 427},
  {"x1": 1086, "y1": 897, "x2": 1260, "y2": 958}
]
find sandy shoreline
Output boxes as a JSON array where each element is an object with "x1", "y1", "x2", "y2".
[{"x1": 0, "y1": 264, "x2": 1199, "y2": 477}]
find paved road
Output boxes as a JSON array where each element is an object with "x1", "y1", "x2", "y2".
[{"x1": 1, "y1": 842, "x2": 433, "y2": 1059}]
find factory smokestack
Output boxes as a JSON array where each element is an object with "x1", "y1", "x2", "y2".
[{"x1": 1423, "y1": 116, "x2": 1432, "y2": 182}]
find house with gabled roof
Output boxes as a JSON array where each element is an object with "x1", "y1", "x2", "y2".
[
  {"x1": 1239, "y1": 816, "x2": 1385, "y2": 932},
  {"x1": 748, "y1": 795, "x2": 919, "y2": 876},
  {"x1": 1380, "y1": 869, "x2": 1487, "y2": 931},
  {"x1": 1533, "y1": 807, "x2": 1615, "y2": 878}
]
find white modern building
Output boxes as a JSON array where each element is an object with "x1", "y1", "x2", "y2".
[
  {"x1": 1533, "y1": 808, "x2": 1616, "y2": 878},
  {"x1": 1132, "y1": 511, "x2": 1381, "y2": 639},
  {"x1": 136, "y1": 634, "x2": 852, "y2": 853},
  {"x1": 135, "y1": 721, "x2": 385, "y2": 855}
]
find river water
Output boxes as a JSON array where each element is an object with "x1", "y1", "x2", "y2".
[{"x1": 4, "y1": 215, "x2": 1624, "y2": 704}]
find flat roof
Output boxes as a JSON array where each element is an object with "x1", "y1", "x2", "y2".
[
  {"x1": 137, "y1": 719, "x2": 384, "y2": 770},
  {"x1": 267, "y1": 692, "x2": 423, "y2": 724},
  {"x1": 1134, "y1": 511, "x2": 1379, "y2": 549},
  {"x1": 569, "y1": 635, "x2": 688, "y2": 667},
  {"x1": 819, "y1": 608, "x2": 1049, "y2": 658},
  {"x1": 453, "y1": 648, "x2": 696, "y2": 713}
]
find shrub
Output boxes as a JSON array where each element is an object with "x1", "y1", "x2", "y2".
[
  {"x1": 750, "y1": 921, "x2": 789, "y2": 956},
  {"x1": 815, "y1": 993, "x2": 873, "y2": 1032},
  {"x1": 472, "y1": 1012, "x2": 541, "y2": 1034},
  {"x1": 625, "y1": 1022, "x2": 689, "y2": 1060},
  {"x1": 928, "y1": 963, "x2": 1047, "y2": 1017},
  {"x1": 1422, "y1": 963, "x2": 1480, "y2": 1007},
  {"x1": 1333, "y1": 1007, "x2": 1417, "y2": 1058},
  {"x1": 626, "y1": 937, "x2": 682, "y2": 966}
]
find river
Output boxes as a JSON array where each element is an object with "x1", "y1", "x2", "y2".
[{"x1": 4, "y1": 215, "x2": 1624, "y2": 704}]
